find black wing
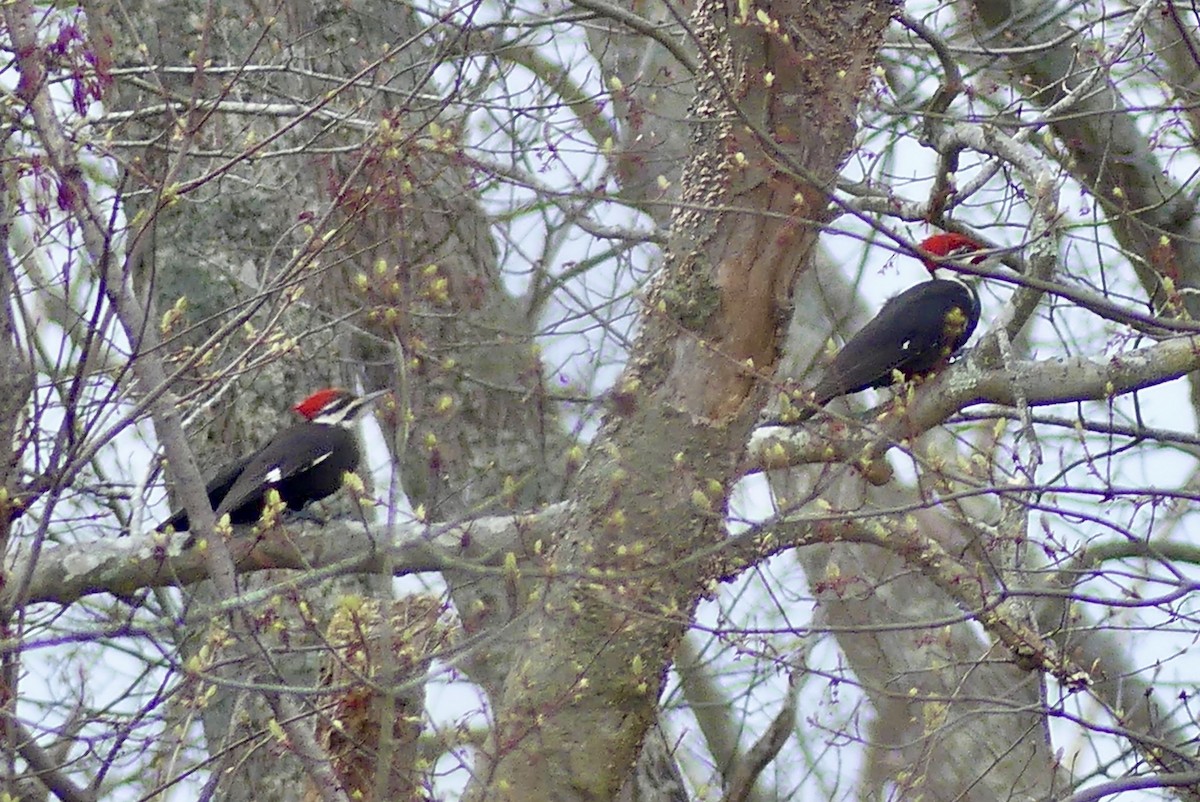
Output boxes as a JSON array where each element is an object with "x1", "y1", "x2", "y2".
[
  {"x1": 213, "y1": 424, "x2": 357, "y2": 519},
  {"x1": 156, "y1": 455, "x2": 251, "y2": 532},
  {"x1": 811, "y1": 280, "x2": 977, "y2": 407}
]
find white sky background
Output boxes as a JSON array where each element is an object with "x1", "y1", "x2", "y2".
[{"x1": 11, "y1": 0, "x2": 1200, "y2": 798}]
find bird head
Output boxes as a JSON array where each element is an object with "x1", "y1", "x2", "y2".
[
  {"x1": 294, "y1": 388, "x2": 389, "y2": 426},
  {"x1": 917, "y1": 233, "x2": 987, "y2": 277}
]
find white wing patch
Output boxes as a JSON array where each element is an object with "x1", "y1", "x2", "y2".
[
  {"x1": 901, "y1": 339, "x2": 912, "y2": 351},
  {"x1": 265, "y1": 452, "x2": 333, "y2": 485}
]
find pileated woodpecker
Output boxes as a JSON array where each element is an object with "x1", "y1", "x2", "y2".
[
  {"x1": 801, "y1": 233, "x2": 985, "y2": 415},
  {"x1": 157, "y1": 388, "x2": 387, "y2": 535}
]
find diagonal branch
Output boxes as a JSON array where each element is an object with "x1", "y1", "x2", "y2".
[
  {"x1": 721, "y1": 673, "x2": 798, "y2": 802},
  {"x1": 749, "y1": 334, "x2": 1200, "y2": 478}
]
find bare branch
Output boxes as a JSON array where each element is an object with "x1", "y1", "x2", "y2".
[
  {"x1": 5, "y1": 506, "x2": 565, "y2": 609},
  {"x1": 750, "y1": 334, "x2": 1200, "y2": 477},
  {"x1": 721, "y1": 674, "x2": 798, "y2": 802}
]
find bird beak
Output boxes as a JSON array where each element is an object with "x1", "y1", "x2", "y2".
[
  {"x1": 344, "y1": 389, "x2": 390, "y2": 421},
  {"x1": 359, "y1": 389, "x2": 390, "y2": 407}
]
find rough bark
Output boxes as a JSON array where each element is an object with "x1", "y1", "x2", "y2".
[
  {"x1": 82, "y1": 0, "x2": 551, "y2": 797},
  {"x1": 581, "y1": 8, "x2": 705, "y2": 798},
  {"x1": 464, "y1": 0, "x2": 891, "y2": 798}
]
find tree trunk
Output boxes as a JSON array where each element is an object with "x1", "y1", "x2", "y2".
[{"x1": 464, "y1": 0, "x2": 892, "y2": 798}]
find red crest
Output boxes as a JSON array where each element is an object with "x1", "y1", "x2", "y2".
[
  {"x1": 917, "y1": 233, "x2": 986, "y2": 273},
  {"x1": 293, "y1": 388, "x2": 347, "y2": 420}
]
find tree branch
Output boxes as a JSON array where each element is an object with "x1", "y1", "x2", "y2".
[
  {"x1": 4, "y1": 506, "x2": 565, "y2": 609},
  {"x1": 749, "y1": 334, "x2": 1200, "y2": 478},
  {"x1": 3, "y1": 714, "x2": 95, "y2": 802},
  {"x1": 721, "y1": 673, "x2": 797, "y2": 802}
]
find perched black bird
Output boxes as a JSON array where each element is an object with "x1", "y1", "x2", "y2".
[
  {"x1": 803, "y1": 233, "x2": 984, "y2": 414},
  {"x1": 157, "y1": 388, "x2": 387, "y2": 535}
]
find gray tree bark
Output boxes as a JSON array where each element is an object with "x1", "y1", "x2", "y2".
[
  {"x1": 83, "y1": 0, "x2": 568, "y2": 797},
  {"x1": 462, "y1": 0, "x2": 893, "y2": 797}
]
